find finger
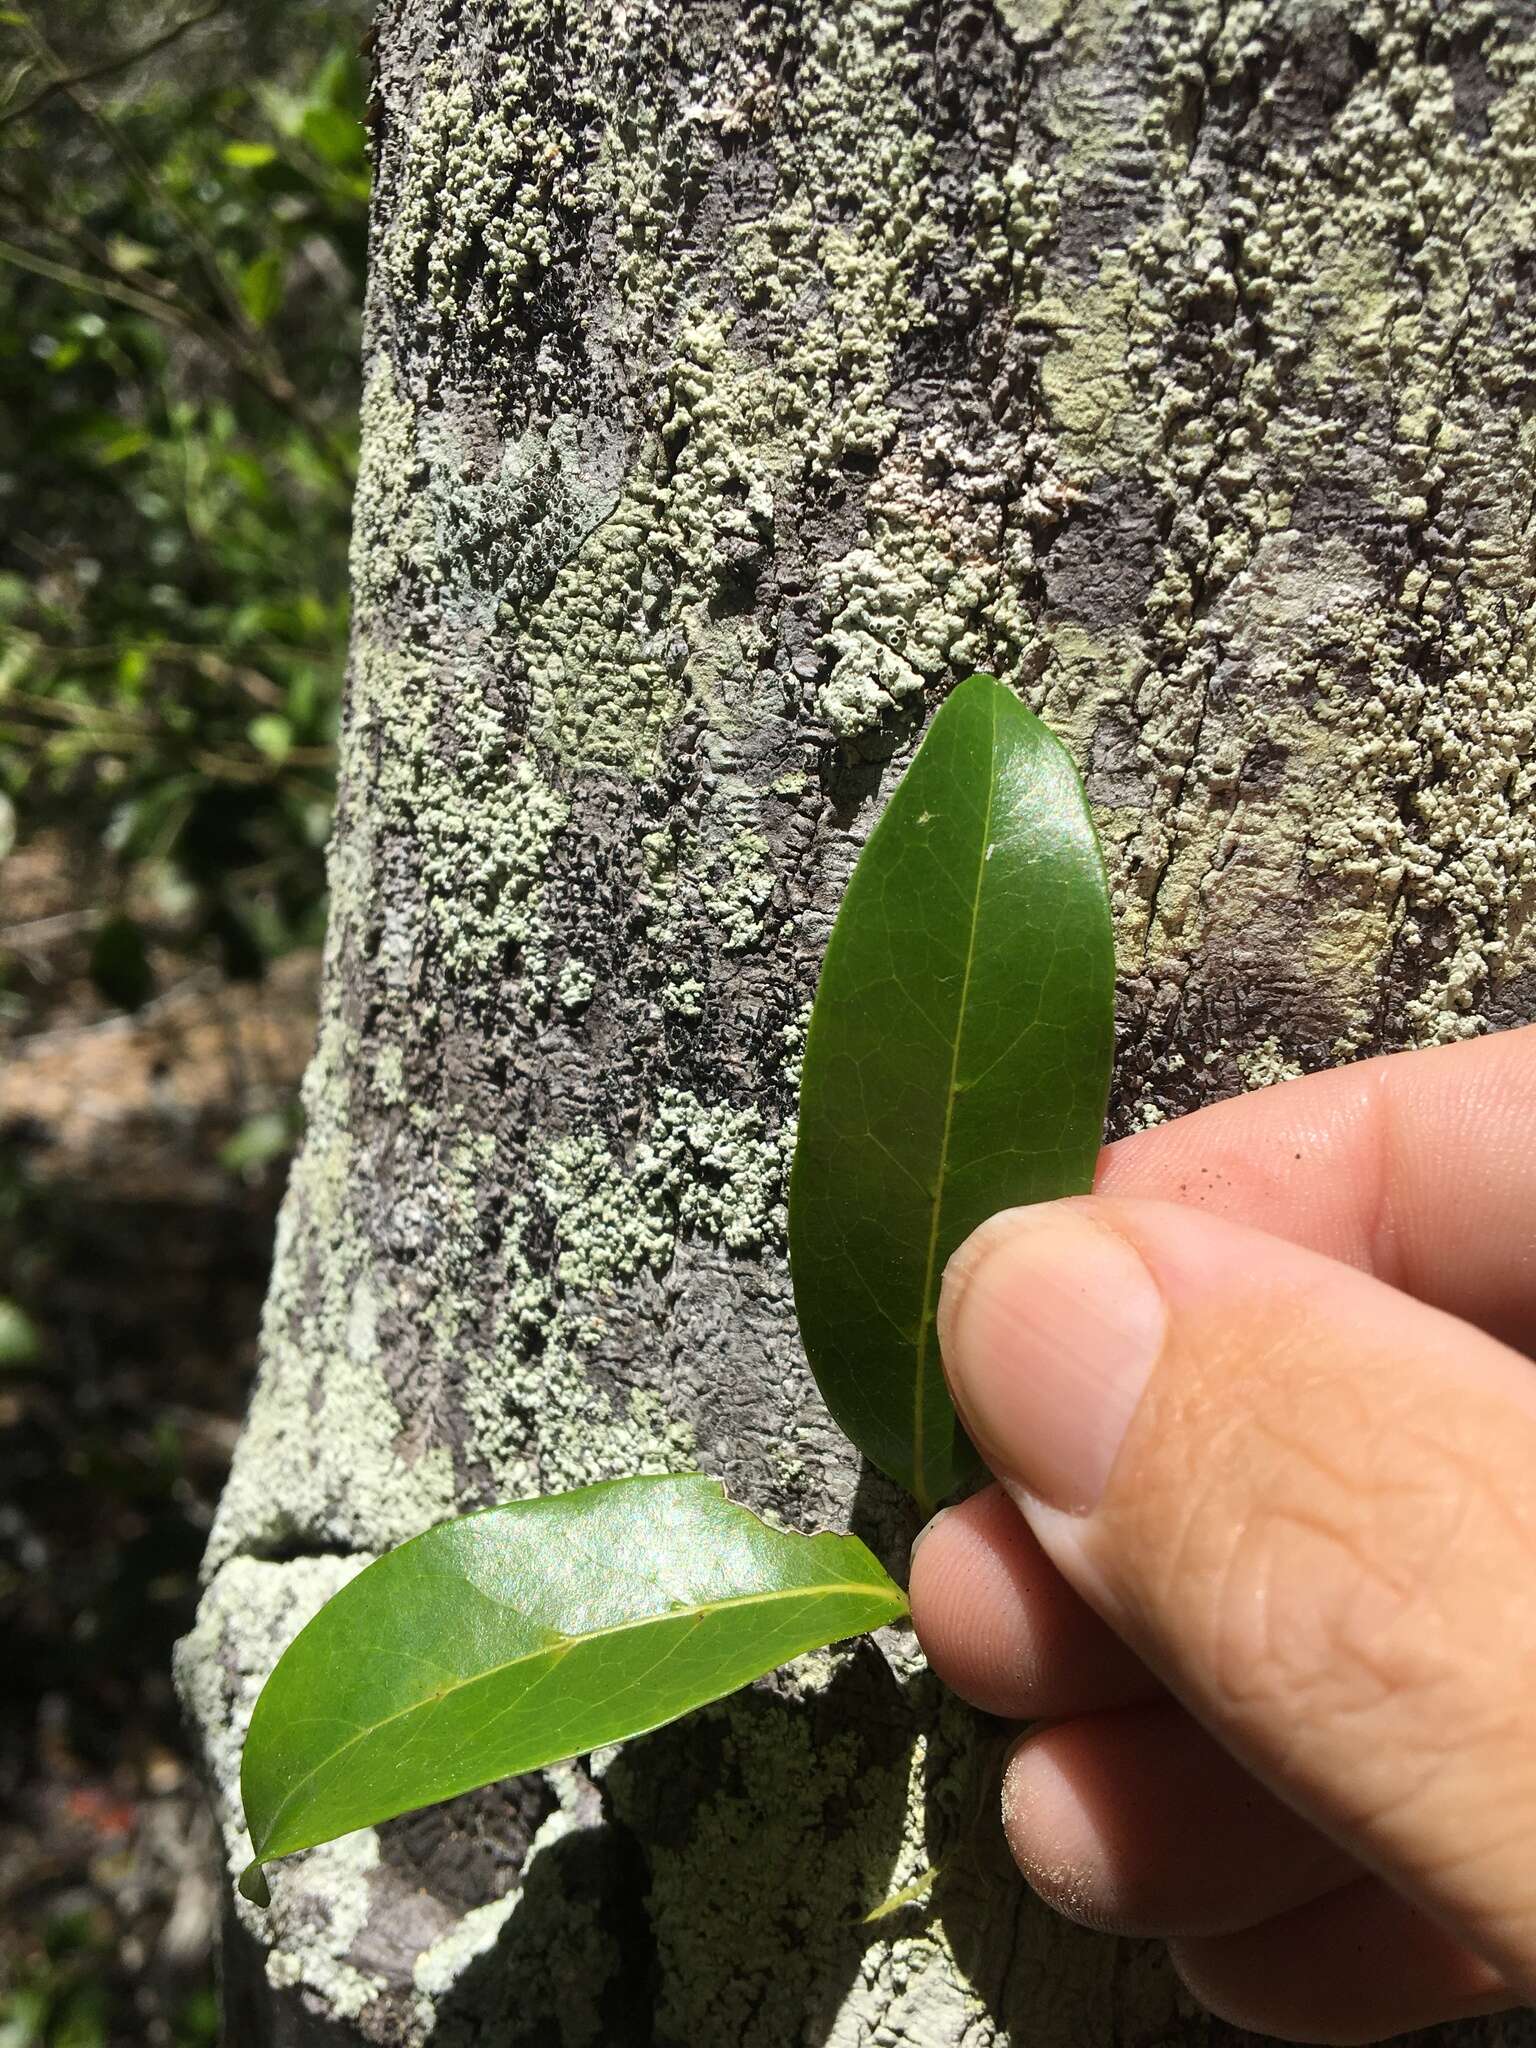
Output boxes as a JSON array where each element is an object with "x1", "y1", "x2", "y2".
[
  {"x1": 940, "y1": 1196, "x2": 1536, "y2": 1996},
  {"x1": 910, "y1": 1485, "x2": 1156, "y2": 1720},
  {"x1": 1002, "y1": 1702, "x2": 1355, "y2": 1938},
  {"x1": 1096, "y1": 1022, "x2": 1536, "y2": 1350},
  {"x1": 1169, "y1": 1879, "x2": 1513, "y2": 2044}
]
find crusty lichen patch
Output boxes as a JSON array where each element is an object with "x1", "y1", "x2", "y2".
[
  {"x1": 456, "y1": 1087, "x2": 793, "y2": 1499},
  {"x1": 381, "y1": 16, "x2": 594, "y2": 335},
  {"x1": 206, "y1": 991, "x2": 460, "y2": 1569},
  {"x1": 174, "y1": 1554, "x2": 385, "y2": 2015},
  {"x1": 1034, "y1": 0, "x2": 1536, "y2": 1068}
]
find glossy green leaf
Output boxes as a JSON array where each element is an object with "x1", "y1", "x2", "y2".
[
  {"x1": 789, "y1": 673, "x2": 1116, "y2": 1512},
  {"x1": 238, "y1": 1474, "x2": 906, "y2": 1904}
]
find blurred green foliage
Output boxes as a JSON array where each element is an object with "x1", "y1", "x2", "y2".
[
  {"x1": 0, "y1": 1903, "x2": 218, "y2": 2048},
  {"x1": 0, "y1": 11, "x2": 369, "y2": 2043},
  {"x1": 0, "y1": 0, "x2": 370, "y2": 994}
]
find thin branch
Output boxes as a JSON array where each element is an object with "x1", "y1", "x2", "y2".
[
  {"x1": 191, "y1": 746, "x2": 334, "y2": 783},
  {"x1": 0, "y1": 689, "x2": 152, "y2": 730},
  {"x1": 18, "y1": 6, "x2": 278, "y2": 362},
  {"x1": 2, "y1": 672, "x2": 334, "y2": 773},
  {"x1": 0, "y1": 2, "x2": 227, "y2": 130},
  {"x1": 0, "y1": 234, "x2": 199, "y2": 328},
  {"x1": 17, "y1": 636, "x2": 294, "y2": 708},
  {"x1": 17, "y1": 634, "x2": 334, "y2": 672}
]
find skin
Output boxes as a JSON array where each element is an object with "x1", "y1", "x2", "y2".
[{"x1": 909, "y1": 1023, "x2": 1536, "y2": 2044}]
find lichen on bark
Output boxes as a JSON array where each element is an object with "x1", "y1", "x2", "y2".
[{"x1": 180, "y1": 0, "x2": 1535, "y2": 2040}]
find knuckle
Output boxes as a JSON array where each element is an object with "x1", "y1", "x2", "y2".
[{"x1": 1130, "y1": 1381, "x2": 1520, "y2": 1773}]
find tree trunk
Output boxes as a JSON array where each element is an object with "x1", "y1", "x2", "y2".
[{"x1": 177, "y1": 0, "x2": 1536, "y2": 2039}]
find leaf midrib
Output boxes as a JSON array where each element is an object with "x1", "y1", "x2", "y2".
[
  {"x1": 909, "y1": 688, "x2": 1000, "y2": 1510},
  {"x1": 250, "y1": 1572, "x2": 899, "y2": 1858}
]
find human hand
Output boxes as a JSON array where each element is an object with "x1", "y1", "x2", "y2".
[{"x1": 909, "y1": 1026, "x2": 1536, "y2": 2043}]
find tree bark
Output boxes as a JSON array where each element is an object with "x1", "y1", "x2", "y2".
[{"x1": 178, "y1": 0, "x2": 1536, "y2": 2039}]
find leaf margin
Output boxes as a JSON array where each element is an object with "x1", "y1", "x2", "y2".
[
  {"x1": 237, "y1": 1472, "x2": 908, "y2": 1906},
  {"x1": 788, "y1": 671, "x2": 1117, "y2": 1511}
]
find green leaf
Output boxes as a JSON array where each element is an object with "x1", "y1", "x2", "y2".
[
  {"x1": 218, "y1": 1108, "x2": 296, "y2": 1177},
  {"x1": 247, "y1": 713, "x2": 292, "y2": 763},
  {"x1": 0, "y1": 1298, "x2": 40, "y2": 1370},
  {"x1": 789, "y1": 673, "x2": 1116, "y2": 1512},
  {"x1": 238, "y1": 1474, "x2": 906, "y2": 1905},
  {"x1": 105, "y1": 234, "x2": 157, "y2": 273},
  {"x1": 222, "y1": 141, "x2": 279, "y2": 170},
  {"x1": 300, "y1": 103, "x2": 363, "y2": 169},
  {"x1": 238, "y1": 252, "x2": 284, "y2": 329}
]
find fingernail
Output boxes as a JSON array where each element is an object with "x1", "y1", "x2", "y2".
[{"x1": 938, "y1": 1203, "x2": 1165, "y2": 1514}]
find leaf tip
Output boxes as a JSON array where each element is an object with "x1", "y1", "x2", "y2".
[{"x1": 238, "y1": 1860, "x2": 271, "y2": 1908}]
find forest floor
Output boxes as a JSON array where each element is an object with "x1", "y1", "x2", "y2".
[{"x1": 0, "y1": 838, "x2": 317, "y2": 2046}]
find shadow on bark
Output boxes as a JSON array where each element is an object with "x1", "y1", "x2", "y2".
[
  {"x1": 847, "y1": 1454, "x2": 924, "y2": 1576},
  {"x1": 426, "y1": 1641, "x2": 915, "y2": 2048}
]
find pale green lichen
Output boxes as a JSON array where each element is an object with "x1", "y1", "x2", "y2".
[
  {"x1": 352, "y1": 374, "x2": 625, "y2": 659},
  {"x1": 662, "y1": 974, "x2": 705, "y2": 1018},
  {"x1": 817, "y1": 537, "x2": 984, "y2": 743},
  {"x1": 351, "y1": 360, "x2": 431, "y2": 609},
  {"x1": 413, "y1": 1892, "x2": 519, "y2": 2004},
  {"x1": 991, "y1": 0, "x2": 1070, "y2": 52},
  {"x1": 603, "y1": 0, "x2": 1026, "y2": 751},
  {"x1": 451, "y1": 1085, "x2": 790, "y2": 1499},
  {"x1": 537, "y1": 1134, "x2": 679, "y2": 1291},
  {"x1": 521, "y1": 312, "x2": 776, "y2": 776},
  {"x1": 381, "y1": 20, "x2": 590, "y2": 332},
  {"x1": 262, "y1": 1832, "x2": 388, "y2": 2019},
  {"x1": 555, "y1": 957, "x2": 597, "y2": 1011},
  {"x1": 352, "y1": 640, "x2": 573, "y2": 995},
  {"x1": 697, "y1": 815, "x2": 775, "y2": 955},
  {"x1": 537, "y1": 1090, "x2": 789, "y2": 1289},
  {"x1": 174, "y1": 1553, "x2": 378, "y2": 2007},
  {"x1": 600, "y1": 1669, "x2": 915, "y2": 2043},
  {"x1": 467, "y1": 1283, "x2": 702, "y2": 1503},
  {"x1": 1236, "y1": 1037, "x2": 1307, "y2": 1091},
  {"x1": 640, "y1": 782, "x2": 780, "y2": 967},
  {"x1": 207, "y1": 1002, "x2": 459, "y2": 1568},
  {"x1": 967, "y1": 159, "x2": 1061, "y2": 300},
  {"x1": 1055, "y1": 4, "x2": 1536, "y2": 1049},
  {"x1": 411, "y1": 1762, "x2": 602, "y2": 2006},
  {"x1": 780, "y1": 1000, "x2": 812, "y2": 1094},
  {"x1": 724, "y1": 0, "x2": 945, "y2": 477},
  {"x1": 1037, "y1": 255, "x2": 1153, "y2": 475}
]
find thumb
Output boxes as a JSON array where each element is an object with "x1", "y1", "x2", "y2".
[{"x1": 939, "y1": 1196, "x2": 1536, "y2": 1995}]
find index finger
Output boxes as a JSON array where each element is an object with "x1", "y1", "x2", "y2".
[{"x1": 1097, "y1": 1023, "x2": 1536, "y2": 1352}]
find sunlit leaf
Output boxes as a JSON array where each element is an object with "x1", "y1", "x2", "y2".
[
  {"x1": 789, "y1": 674, "x2": 1116, "y2": 1512},
  {"x1": 239, "y1": 1474, "x2": 906, "y2": 1905},
  {"x1": 105, "y1": 235, "x2": 157, "y2": 273},
  {"x1": 247, "y1": 713, "x2": 292, "y2": 763},
  {"x1": 219, "y1": 1110, "x2": 295, "y2": 1178},
  {"x1": 223, "y1": 141, "x2": 279, "y2": 170}
]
